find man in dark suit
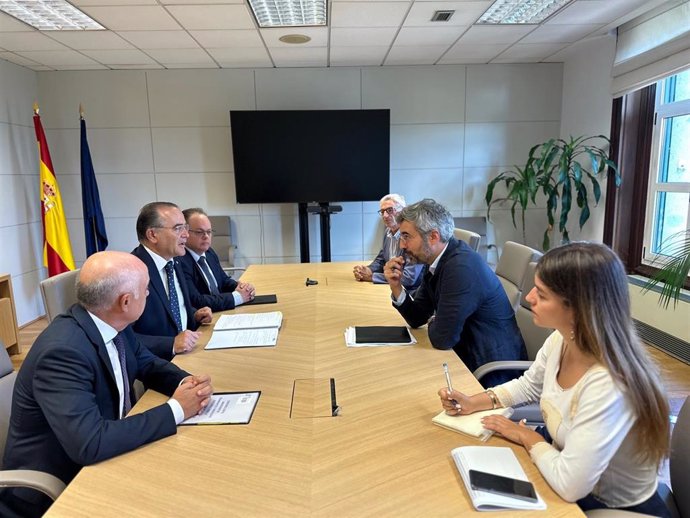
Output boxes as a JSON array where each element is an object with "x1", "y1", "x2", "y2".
[
  {"x1": 179, "y1": 207, "x2": 255, "y2": 312},
  {"x1": 132, "y1": 202, "x2": 212, "y2": 360},
  {"x1": 384, "y1": 199, "x2": 527, "y2": 387},
  {"x1": 0, "y1": 251, "x2": 213, "y2": 518}
]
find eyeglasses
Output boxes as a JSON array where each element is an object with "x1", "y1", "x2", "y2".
[
  {"x1": 189, "y1": 229, "x2": 214, "y2": 237},
  {"x1": 378, "y1": 207, "x2": 397, "y2": 216},
  {"x1": 155, "y1": 224, "x2": 189, "y2": 235}
]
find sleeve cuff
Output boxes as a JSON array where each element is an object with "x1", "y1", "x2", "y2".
[
  {"x1": 232, "y1": 291, "x2": 243, "y2": 306},
  {"x1": 529, "y1": 440, "x2": 554, "y2": 463},
  {"x1": 167, "y1": 399, "x2": 185, "y2": 425},
  {"x1": 392, "y1": 288, "x2": 407, "y2": 306}
]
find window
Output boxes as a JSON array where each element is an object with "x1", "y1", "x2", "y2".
[{"x1": 643, "y1": 69, "x2": 690, "y2": 264}]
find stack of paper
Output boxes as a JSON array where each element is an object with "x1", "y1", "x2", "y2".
[
  {"x1": 205, "y1": 311, "x2": 283, "y2": 350},
  {"x1": 451, "y1": 446, "x2": 547, "y2": 511},
  {"x1": 344, "y1": 326, "x2": 416, "y2": 347}
]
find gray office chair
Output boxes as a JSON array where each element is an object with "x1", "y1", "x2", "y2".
[
  {"x1": 453, "y1": 228, "x2": 481, "y2": 252},
  {"x1": 474, "y1": 262, "x2": 552, "y2": 424},
  {"x1": 585, "y1": 396, "x2": 689, "y2": 518},
  {"x1": 40, "y1": 269, "x2": 80, "y2": 323},
  {"x1": 495, "y1": 241, "x2": 542, "y2": 311},
  {"x1": 207, "y1": 215, "x2": 245, "y2": 278},
  {"x1": 0, "y1": 341, "x2": 66, "y2": 500}
]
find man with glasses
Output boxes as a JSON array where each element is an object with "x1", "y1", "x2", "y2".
[
  {"x1": 180, "y1": 208, "x2": 255, "y2": 312},
  {"x1": 131, "y1": 202, "x2": 212, "y2": 360},
  {"x1": 352, "y1": 194, "x2": 423, "y2": 289},
  {"x1": 384, "y1": 199, "x2": 526, "y2": 387}
]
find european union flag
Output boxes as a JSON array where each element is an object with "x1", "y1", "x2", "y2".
[{"x1": 80, "y1": 117, "x2": 108, "y2": 256}]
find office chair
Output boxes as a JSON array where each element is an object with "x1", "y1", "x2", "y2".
[
  {"x1": 453, "y1": 228, "x2": 481, "y2": 252},
  {"x1": 585, "y1": 396, "x2": 689, "y2": 518},
  {"x1": 207, "y1": 215, "x2": 245, "y2": 278},
  {"x1": 473, "y1": 262, "x2": 552, "y2": 424},
  {"x1": 0, "y1": 341, "x2": 66, "y2": 500},
  {"x1": 494, "y1": 241, "x2": 542, "y2": 311},
  {"x1": 39, "y1": 269, "x2": 80, "y2": 323}
]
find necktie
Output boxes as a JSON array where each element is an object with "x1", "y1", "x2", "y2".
[
  {"x1": 112, "y1": 334, "x2": 132, "y2": 417},
  {"x1": 198, "y1": 256, "x2": 220, "y2": 295},
  {"x1": 164, "y1": 261, "x2": 183, "y2": 333}
]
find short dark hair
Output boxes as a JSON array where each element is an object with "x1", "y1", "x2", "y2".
[
  {"x1": 182, "y1": 207, "x2": 207, "y2": 223},
  {"x1": 136, "y1": 201, "x2": 179, "y2": 241}
]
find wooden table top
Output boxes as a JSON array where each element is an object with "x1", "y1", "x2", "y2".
[{"x1": 45, "y1": 262, "x2": 582, "y2": 517}]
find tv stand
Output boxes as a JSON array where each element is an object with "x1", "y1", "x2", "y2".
[{"x1": 298, "y1": 202, "x2": 343, "y2": 263}]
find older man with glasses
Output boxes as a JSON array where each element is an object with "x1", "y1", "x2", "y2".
[
  {"x1": 353, "y1": 193, "x2": 423, "y2": 289},
  {"x1": 179, "y1": 207, "x2": 255, "y2": 312},
  {"x1": 131, "y1": 202, "x2": 212, "y2": 360}
]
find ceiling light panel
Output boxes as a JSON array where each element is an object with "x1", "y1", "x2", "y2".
[
  {"x1": 247, "y1": 0, "x2": 326, "y2": 28},
  {"x1": 477, "y1": 0, "x2": 573, "y2": 25},
  {"x1": 0, "y1": 0, "x2": 104, "y2": 30}
]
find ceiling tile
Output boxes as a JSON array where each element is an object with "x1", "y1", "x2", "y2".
[
  {"x1": 0, "y1": 51, "x2": 40, "y2": 66},
  {"x1": 190, "y1": 30, "x2": 264, "y2": 48},
  {"x1": 164, "y1": 62, "x2": 220, "y2": 68},
  {"x1": 0, "y1": 12, "x2": 32, "y2": 31},
  {"x1": 455, "y1": 25, "x2": 536, "y2": 45},
  {"x1": 167, "y1": 5, "x2": 255, "y2": 30},
  {"x1": 331, "y1": 2, "x2": 410, "y2": 28},
  {"x1": 520, "y1": 23, "x2": 603, "y2": 43},
  {"x1": 207, "y1": 47, "x2": 272, "y2": 67},
  {"x1": 492, "y1": 43, "x2": 568, "y2": 62},
  {"x1": 109, "y1": 63, "x2": 163, "y2": 68},
  {"x1": 29, "y1": 65, "x2": 54, "y2": 70},
  {"x1": 385, "y1": 44, "x2": 447, "y2": 65},
  {"x1": 79, "y1": 6, "x2": 181, "y2": 31},
  {"x1": 269, "y1": 46, "x2": 327, "y2": 67},
  {"x1": 404, "y1": 1, "x2": 491, "y2": 27},
  {"x1": 437, "y1": 56, "x2": 490, "y2": 64},
  {"x1": 394, "y1": 26, "x2": 466, "y2": 46},
  {"x1": 0, "y1": 32, "x2": 68, "y2": 51},
  {"x1": 16, "y1": 50, "x2": 101, "y2": 66},
  {"x1": 145, "y1": 48, "x2": 215, "y2": 65},
  {"x1": 330, "y1": 45, "x2": 388, "y2": 66},
  {"x1": 161, "y1": 0, "x2": 244, "y2": 3},
  {"x1": 53, "y1": 63, "x2": 109, "y2": 69},
  {"x1": 260, "y1": 27, "x2": 328, "y2": 48},
  {"x1": 117, "y1": 30, "x2": 199, "y2": 49},
  {"x1": 443, "y1": 42, "x2": 509, "y2": 60},
  {"x1": 330, "y1": 27, "x2": 397, "y2": 46},
  {"x1": 547, "y1": 0, "x2": 652, "y2": 25},
  {"x1": 47, "y1": 31, "x2": 133, "y2": 50},
  {"x1": 81, "y1": 48, "x2": 158, "y2": 65},
  {"x1": 71, "y1": 0, "x2": 156, "y2": 5}
]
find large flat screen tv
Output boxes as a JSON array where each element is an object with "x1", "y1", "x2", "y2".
[{"x1": 230, "y1": 109, "x2": 390, "y2": 203}]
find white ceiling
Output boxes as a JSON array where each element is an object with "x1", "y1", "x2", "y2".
[{"x1": 0, "y1": 0, "x2": 668, "y2": 70}]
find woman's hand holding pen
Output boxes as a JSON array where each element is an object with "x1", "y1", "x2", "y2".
[{"x1": 438, "y1": 388, "x2": 476, "y2": 416}]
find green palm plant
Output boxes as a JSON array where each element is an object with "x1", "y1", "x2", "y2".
[
  {"x1": 485, "y1": 135, "x2": 620, "y2": 250},
  {"x1": 643, "y1": 230, "x2": 690, "y2": 309}
]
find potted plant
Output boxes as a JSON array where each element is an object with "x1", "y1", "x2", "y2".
[
  {"x1": 486, "y1": 135, "x2": 620, "y2": 250},
  {"x1": 643, "y1": 230, "x2": 690, "y2": 309}
]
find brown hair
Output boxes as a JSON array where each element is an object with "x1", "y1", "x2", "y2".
[{"x1": 536, "y1": 242, "x2": 669, "y2": 466}]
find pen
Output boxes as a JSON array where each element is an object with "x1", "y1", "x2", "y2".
[{"x1": 443, "y1": 362, "x2": 453, "y2": 393}]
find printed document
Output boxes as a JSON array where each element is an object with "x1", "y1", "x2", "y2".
[{"x1": 181, "y1": 392, "x2": 260, "y2": 425}]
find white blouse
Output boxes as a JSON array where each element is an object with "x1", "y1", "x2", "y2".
[{"x1": 492, "y1": 331, "x2": 659, "y2": 507}]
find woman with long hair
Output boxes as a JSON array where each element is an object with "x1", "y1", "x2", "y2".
[{"x1": 439, "y1": 242, "x2": 670, "y2": 516}]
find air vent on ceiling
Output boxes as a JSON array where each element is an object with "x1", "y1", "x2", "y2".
[{"x1": 431, "y1": 10, "x2": 454, "y2": 22}]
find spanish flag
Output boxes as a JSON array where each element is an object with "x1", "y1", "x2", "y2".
[{"x1": 34, "y1": 104, "x2": 75, "y2": 276}]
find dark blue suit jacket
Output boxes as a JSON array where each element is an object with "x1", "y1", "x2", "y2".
[
  {"x1": 179, "y1": 247, "x2": 238, "y2": 312},
  {"x1": 131, "y1": 244, "x2": 199, "y2": 360},
  {"x1": 0, "y1": 304, "x2": 188, "y2": 518},
  {"x1": 395, "y1": 238, "x2": 527, "y2": 387}
]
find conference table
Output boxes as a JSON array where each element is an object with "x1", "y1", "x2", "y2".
[{"x1": 45, "y1": 262, "x2": 582, "y2": 517}]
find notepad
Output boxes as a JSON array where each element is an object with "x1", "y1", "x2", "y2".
[
  {"x1": 432, "y1": 407, "x2": 514, "y2": 442},
  {"x1": 451, "y1": 446, "x2": 547, "y2": 511},
  {"x1": 344, "y1": 326, "x2": 416, "y2": 347},
  {"x1": 244, "y1": 294, "x2": 278, "y2": 306},
  {"x1": 205, "y1": 311, "x2": 282, "y2": 350}
]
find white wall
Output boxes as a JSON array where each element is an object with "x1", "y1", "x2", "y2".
[
  {"x1": 0, "y1": 59, "x2": 42, "y2": 326},
  {"x1": 558, "y1": 34, "x2": 617, "y2": 244},
  {"x1": 1, "y1": 62, "x2": 564, "y2": 325}
]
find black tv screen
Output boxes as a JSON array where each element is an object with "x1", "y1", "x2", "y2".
[{"x1": 230, "y1": 109, "x2": 390, "y2": 203}]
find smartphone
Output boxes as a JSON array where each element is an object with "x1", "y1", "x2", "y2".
[{"x1": 468, "y1": 469, "x2": 538, "y2": 503}]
